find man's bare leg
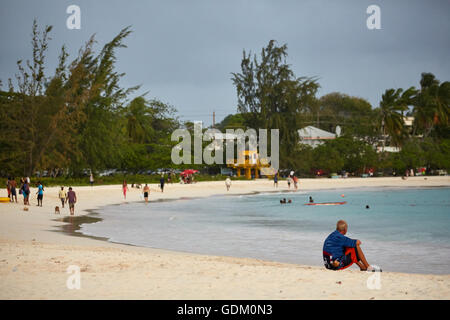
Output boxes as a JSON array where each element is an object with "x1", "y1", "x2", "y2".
[
  {"x1": 356, "y1": 244, "x2": 371, "y2": 270},
  {"x1": 355, "y1": 261, "x2": 366, "y2": 270}
]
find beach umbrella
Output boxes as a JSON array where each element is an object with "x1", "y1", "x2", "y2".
[{"x1": 180, "y1": 169, "x2": 199, "y2": 176}]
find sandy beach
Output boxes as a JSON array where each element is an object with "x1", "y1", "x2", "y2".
[{"x1": 0, "y1": 176, "x2": 449, "y2": 300}]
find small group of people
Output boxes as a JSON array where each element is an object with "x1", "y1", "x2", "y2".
[
  {"x1": 402, "y1": 168, "x2": 416, "y2": 180},
  {"x1": 6, "y1": 177, "x2": 45, "y2": 206},
  {"x1": 180, "y1": 174, "x2": 194, "y2": 184},
  {"x1": 58, "y1": 186, "x2": 77, "y2": 215},
  {"x1": 280, "y1": 198, "x2": 292, "y2": 204},
  {"x1": 122, "y1": 178, "x2": 163, "y2": 203},
  {"x1": 272, "y1": 171, "x2": 298, "y2": 190},
  {"x1": 5, "y1": 176, "x2": 78, "y2": 214}
]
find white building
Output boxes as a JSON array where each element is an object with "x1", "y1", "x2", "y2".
[{"x1": 298, "y1": 126, "x2": 337, "y2": 148}]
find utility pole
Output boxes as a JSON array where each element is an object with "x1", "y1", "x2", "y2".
[{"x1": 212, "y1": 111, "x2": 215, "y2": 128}]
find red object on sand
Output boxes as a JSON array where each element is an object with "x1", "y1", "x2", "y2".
[
  {"x1": 180, "y1": 169, "x2": 199, "y2": 176},
  {"x1": 305, "y1": 201, "x2": 347, "y2": 206}
]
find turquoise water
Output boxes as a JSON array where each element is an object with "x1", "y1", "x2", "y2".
[{"x1": 79, "y1": 187, "x2": 450, "y2": 274}]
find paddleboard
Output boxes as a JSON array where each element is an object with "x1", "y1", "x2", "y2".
[{"x1": 305, "y1": 201, "x2": 347, "y2": 206}]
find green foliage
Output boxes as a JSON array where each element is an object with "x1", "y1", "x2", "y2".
[
  {"x1": 0, "y1": 20, "x2": 179, "y2": 178},
  {"x1": 310, "y1": 137, "x2": 378, "y2": 174},
  {"x1": 377, "y1": 87, "x2": 416, "y2": 147},
  {"x1": 231, "y1": 40, "x2": 320, "y2": 168},
  {"x1": 316, "y1": 93, "x2": 379, "y2": 142},
  {"x1": 1, "y1": 25, "x2": 448, "y2": 181},
  {"x1": 413, "y1": 73, "x2": 450, "y2": 138},
  {"x1": 216, "y1": 113, "x2": 246, "y2": 131}
]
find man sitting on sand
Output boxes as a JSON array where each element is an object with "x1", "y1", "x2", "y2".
[{"x1": 323, "y1": 220, "x2": 381, "y2": 272}]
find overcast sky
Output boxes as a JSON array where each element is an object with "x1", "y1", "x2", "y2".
[{"x1": 1, "y1": 0, "x2": 449, "y2": 126}]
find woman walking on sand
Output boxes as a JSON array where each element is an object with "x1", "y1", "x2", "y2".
[
  {"x1": 293, "y1": 175, "x2": 298, "y2": 190},
  {"x1": 122, "y1": 180, "x2": 129, "y2": 199},
  {"x1": 89, "y1": 173, "x2": 94, "y2": 187},
  {"x1": 22, "y1": 178, "x2": 30, "y2": 205},
  {"x1": 287, "y1": 176, "x2": 292, "y2": 189},
  {"x1": 36, "y1": 181, "x2": 44, "y2": 207}
]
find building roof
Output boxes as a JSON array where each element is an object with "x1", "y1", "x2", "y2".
[{"x1": 298, "y1": 126, "x2": 336, "y2": 140}]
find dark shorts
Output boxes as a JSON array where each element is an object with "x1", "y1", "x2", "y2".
[
  {"x1": 11, "y1": 188, "x2": 16, "y2": 196},
  {"x1": 144, "y1": 192, "x2": 148, "y2": 198},
  {"x1": 69, "y1": 202, "x2": 75, "y2": 209},
  {"x1": 37, "y1": 194, "x2": 43, "y2": 200},
  {"x1": 323, "y1": 247, "x2": 360, "y2": 271}
]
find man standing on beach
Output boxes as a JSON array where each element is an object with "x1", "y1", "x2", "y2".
[
  {"x1": 160, "y1": 175, "x2": 165, "y2": 193},
  {"x1": 66, "y1": 187, "x2": 77, "y2": 215},
  {"x1": 225, "y1": 177, "x2": 231, "y2": 191},
  {"x1": 9, "y1": 178, "x2": 17, "y2": 203},
  {"x1": 323, "y1": 220, "x2": 380, "y2": 272},
  {"x1": 143, "y1": 184, "x2": 150, "y2": 203},
  {"x1": 59, "y1": 187, "x2": 66, "y2": 208},
  {"x1": 273, "y1": 172, "x2": 278, "y2": 188},
  {"x1": 89, "y1": 173, "x2": 94, "y2": 187},
  {"x1": 6, "y1": 177, "x2": 11, "y2": 200}
]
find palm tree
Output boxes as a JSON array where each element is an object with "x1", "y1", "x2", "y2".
[
  {"x1": 379, "y1": 87, "x2": 416, "y2": 148},
  {"x1": 413, "y1": 73, "x2": 450, "y2": 138},
  {"x1": 124, "y1": 97, "x2": 154, "y2": 143}
]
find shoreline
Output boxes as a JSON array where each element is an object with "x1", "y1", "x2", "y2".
[
  {"x1": 1, "y1": 176, "x2": 450, "y2": 299},
  {"x1": 54, "y1": 183, "x2": 450, "y2": 258}
]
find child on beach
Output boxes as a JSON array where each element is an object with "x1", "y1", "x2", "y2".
[{"x1": 323, "y1": 220, "x2": 381, "y2": 272}]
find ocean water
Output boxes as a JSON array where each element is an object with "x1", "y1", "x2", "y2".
[{"x1": 78, "y1": 187, "x2": 450, "y2": 274}]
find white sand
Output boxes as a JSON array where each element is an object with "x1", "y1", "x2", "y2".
[{"x1": 0, "y1": 176, "x2": 449, "y2": 299}]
